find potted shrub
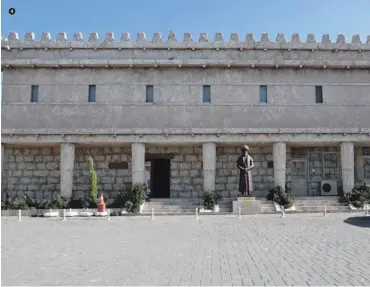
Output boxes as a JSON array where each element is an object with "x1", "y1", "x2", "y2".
[
  {"x1": 201, "y1": 191, "x2": 222, "y2": 212},
  {"x1": 341, "y1": 183, "x2": 370, "y2": 209},
  {"x1": 266, "y1": 186, "x2": 295, "y2": 210},
  {"x1": 130, "y1": 183, "x2": 148, "y2": 214},
  {"x1": 212, "y1": 191, "x2": 222, "y2": 212}
]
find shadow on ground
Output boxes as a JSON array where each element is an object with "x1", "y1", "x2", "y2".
[{"x1": 343, "y1": 216, "x2": 370, "y2": 228}]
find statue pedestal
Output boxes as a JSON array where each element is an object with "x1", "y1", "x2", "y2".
[{"x1": 233, "y1": 196, "x2": 261, "y2": 215}]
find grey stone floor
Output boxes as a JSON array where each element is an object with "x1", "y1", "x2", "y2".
[{"x1": 2, "y1": 213, "x2": 370, "y2": 286}]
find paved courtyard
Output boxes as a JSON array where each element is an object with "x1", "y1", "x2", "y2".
[{"x1": 2, "y1": 213, "x2": 370, "y2": 286}]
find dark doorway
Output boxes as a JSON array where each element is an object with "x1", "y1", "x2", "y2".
[{"x1": 150, "y1": 159, "x2": 171, "y2": 198}]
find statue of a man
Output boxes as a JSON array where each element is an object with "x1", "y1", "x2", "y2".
[{"x1": 236, "y1": 145, "x2": 255, "y2": 196}]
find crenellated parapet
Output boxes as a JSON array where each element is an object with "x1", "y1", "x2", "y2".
[
  {"x1": 2, "y1": 31, "x2": 370, "y2": 69},
  {"x1": 2, "y1": 31, "x2": 370, "y2": 50}
]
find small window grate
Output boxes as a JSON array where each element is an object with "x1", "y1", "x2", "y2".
[
  {"x1": 259, "y1": 85, "x2": 267, "y2": 103},
  {"x1": 88, "y1": 85, "x2": 96, "y2": 102},
  {"x1": 146, "y1": 85, "x2": 153, "y2": 103},
  {"x1": 203, "y1": 85, "x2": 211, "y2": 103},
  {"x1": 315, "y1": 86, "x2": 323, "y2": 103},
  {"x1": 31, "y1": 85, "x2": 39, "y2": 102}
]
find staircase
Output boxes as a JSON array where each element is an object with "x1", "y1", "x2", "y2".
[
  {"x1": 141, "y1": 198, "x2": 233, "y2": 215},
  {"x1": 292, "y1": 197, "x2": 350, "y2": 213},
  {"x1": 259, "y1": 199, "x2": 276, "y2": 213}
]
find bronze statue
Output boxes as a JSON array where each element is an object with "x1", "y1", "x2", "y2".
[{"x1": 236, "y1": 145, "x2": 254, "y2": 196}]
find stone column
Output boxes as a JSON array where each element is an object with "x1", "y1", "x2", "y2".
[
  {"x1": 355, "y1": 146, "x2": 364, "y2": 182},
  {"x1": 131, "y1": 143, "x2": 145, "y2": 184},
  {"x1": 60, "y1": 143, "x2": 75, "y2": 197},
  {"x1": 273, "y1": 142, "x2": 286, "y2": 188},
  {"x1": 203, "y1": 142, "x2": 216, "y2": 192},
  {"x1": 341, "y1": 142, "x2": 354, "y2": 192}
]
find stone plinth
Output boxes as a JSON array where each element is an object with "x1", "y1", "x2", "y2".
[{"x1": 233, "y1": 196, "x2": 261, "y2": 215}]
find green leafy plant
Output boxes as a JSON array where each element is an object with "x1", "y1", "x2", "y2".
[
  {"x1": 340, "y1": 183, "x2": 370, "y2": 208},
  {"x1": 23, "y1": 194, "x2": 49, "y2": 209},
  {"x1": 128, "y1": 183, "x2": 147, "y2": 213},
  {"x1": 48, "y1": 196, "x2": 71, "y2": 209},
  {"x1": 125, "y1": 201, "x2": 134, "y2": 213},
  {"x1": 266, "y1": 186, "x2": 294, "y2": 209},
  {"x1": 1, "y1": 193, "x2": 28, "y2": 210},
  {"x1": 88, "y1": 156, "x2": 98, "y2": 204},
  {"x1": 201, "y1": 191, "x2": 222, "y2": 210}
]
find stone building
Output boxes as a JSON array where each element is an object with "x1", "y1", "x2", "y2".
[{"x1": 1, "y1": 31, "x2": 370, "y2": 203}]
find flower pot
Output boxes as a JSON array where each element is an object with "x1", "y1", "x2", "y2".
[
  {"x1": 139, "y1": 203, "x2": 144, "y2": 214},
  {"x1": 213, "y1": 204, "x2": 220, "y2": 212}
]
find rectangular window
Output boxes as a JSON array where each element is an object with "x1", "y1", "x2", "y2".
[
  {"x1": 146, "y1": 85, "x2": 153, "y2": 103},
  {"x1": 260, "y1": 85, "x2": 267, "y2": 103},
  {"x1": 203, "y1": 85, "x2": 211, "y2": 103},
  {"x1": 315, "y1": 86, "x2": 323, "y2": 103},
  {"x1": 88, "y1": 85, "x2": 96, "y2": 102},
  {"x1": 31, "y1": 85, "x2": 38, "y2": 102}
]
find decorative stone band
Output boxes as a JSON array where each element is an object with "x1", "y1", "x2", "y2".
[
  {"x1": 2, "y1": 127, "x2": 370, "y2": 135},
  {"x1": 2, "y1": 59, "x2": 370, "y2": 69},
  {"x1": 2, "y1": 32, "x2": 370, "y2": 51}
]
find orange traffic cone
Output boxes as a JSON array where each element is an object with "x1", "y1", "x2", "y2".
[{"x1": 97, "y1": 193, "x2": 106, "y2": 212}]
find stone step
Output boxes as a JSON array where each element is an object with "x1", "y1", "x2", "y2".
[
  {"x1": 295, "y1": 206, "x2": 350, "y2": 211},
  {"x1": 293, "y1": 203, "x2": 347, "y2": 207}
]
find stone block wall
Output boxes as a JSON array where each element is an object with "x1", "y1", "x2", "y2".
[
  {"x1": 72, "y1": 147, "x2": 132, "y2": 200},
  {"x1": 164, "y1": 146, "x2": 203, "y2": 198},
  {"x1": 215, "y1": 146, "x2": 291, "y2": 198},
  {"x1": 1, "y1": 147, "x2": 60, "y2": 199}
]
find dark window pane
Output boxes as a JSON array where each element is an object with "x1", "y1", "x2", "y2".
[
  {"x1": 146, "y1": 85, "x2": 153, "y2": 103},
  {"x1": 31, "y1": 85, "x2": 38, "y2": 102},
  {"x1": 315, "y1": 86, "x2": 323, "y2": 103},
  {"x1": 203, "y1": 85, "x2": 211, "y2": 103},
  {"x1": 109, "y1": 162, "x2": 129, "y2": 169},
  {"x1": 88, "y1": 85, "x2": 96, "y2": 102},
  {"x1": 260, "y1": 85, "x2": 267, "y2": 103}
]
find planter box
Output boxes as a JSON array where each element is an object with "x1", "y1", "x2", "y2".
[{"x1": 213, "y1": 204, "x2": 220, "y2": 212}]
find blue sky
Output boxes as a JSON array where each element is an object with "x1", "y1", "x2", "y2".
[{"x1": 1, "y1": 0, "x2": 370, "y2": 42}]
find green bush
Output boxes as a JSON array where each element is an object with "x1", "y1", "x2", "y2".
[
  {"x1": 201, "y1": 190, "x2": 222, "y2": 210},
  {"x1": 128, "y1": 183, "x2": 147, "y2": 213},
  {"x1": 341, "y1": 183, "x2": 370, "y2": 208},
  {"x1": 1, "y1": 193, "x2": 28, "y2": 210},
  {"x1": 48, "y1": 196, "x2": 70, "y2": 209},
  {"x1": 23, "y1": 194, "x2": 49, "y2": 209},
  {"x1": 266, "y1": 186, "x2": 294, "y2": 209},
  {"x1": 109, "y1": 191, "x2": 129, "y2": 208}
]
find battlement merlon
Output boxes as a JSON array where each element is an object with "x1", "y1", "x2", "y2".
[{"x1": 2, "y1": 32, "x2": 370, "y2": 51}]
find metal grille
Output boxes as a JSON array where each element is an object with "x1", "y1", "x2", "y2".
[
  {"x1": 365, "y1": 158, "x2": 370, "y2": 179},
  {"x1": 308, "y1": 151, "x2": 322, "y2": 181},
  {"x1": 291, "y1": 148, "x2": 306, "y2": 159},
  {"x1": 292, "y1": 160, "x2": 306, "y2": 179},
  {"x1": 323, "y1": 152, "x2": 340, "y2": 180}
]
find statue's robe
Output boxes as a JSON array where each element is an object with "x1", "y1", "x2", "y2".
[{"x1": 236, "y1": 155, "x2": 254, "y2": 195}]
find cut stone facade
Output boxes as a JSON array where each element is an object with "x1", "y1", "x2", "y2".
[
  {"x1": 1, "y1": 31, "x2": 370, "y2": 203},
  {"x1": 1, "y1": 147, "x2": 60, "y2": 199}
]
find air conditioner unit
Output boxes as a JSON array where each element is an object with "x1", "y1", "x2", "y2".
[{"x1": 320, "y1": 180, "x2": 337, "y2": 196}]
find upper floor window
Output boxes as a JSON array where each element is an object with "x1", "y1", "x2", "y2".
[
  {"x1": 146, "y1": 85, "x2": 153, "y2": 103},
  {"x1": 88, "y1": 85, "x2": 96, "y2": 103},
  {"x1": 259, "y1": 85, "x2": 267, "y2": 103},
  {"x1": 315, "y1": 86, "x2": 323, "y2": 103},
  {"x1": 31, "y1": 85, "x2": 39, "y2": 103},
  {"x1": 203, "y1": 85, "x2": 211, "y2": 103}
]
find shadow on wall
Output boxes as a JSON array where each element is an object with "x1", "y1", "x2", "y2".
[{"x1": 343, "y1": 216, "x2": 370, "y2": 228}]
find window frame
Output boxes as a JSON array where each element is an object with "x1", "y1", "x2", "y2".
[
  {"x1": 203, "y1": 85, "x2": 211, "y2": 103},
  {"x1": 259, "y1": 85, "x2": 268, "y2": 103},
  {"x1": 31, "y1": 85, "x2": 39, "y2": 103},
  {"x1": 88, "y1": 85, "x2": 96, "y2": 103}
]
